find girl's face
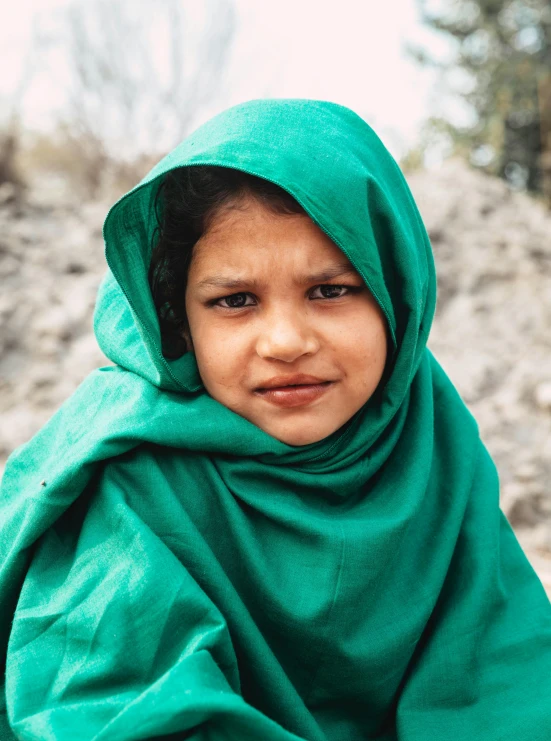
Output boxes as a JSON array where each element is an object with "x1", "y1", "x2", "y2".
[{"x1": 185, "y1": 196, "x2": 388, "y2": 446}]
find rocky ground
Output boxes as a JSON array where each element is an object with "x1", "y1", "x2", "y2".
[
  {"x1": 408, "y1": 162, "x2": 551, "y2": 572},
  {"x1": 1, "y1": 159, "x2": 550, "y2": 594}
]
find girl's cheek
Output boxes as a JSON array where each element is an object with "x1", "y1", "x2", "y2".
[{"x1": 199, "y1": 338, "x2": 244, "y2": 381}]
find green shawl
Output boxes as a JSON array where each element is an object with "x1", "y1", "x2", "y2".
[{"x1": 1, "y1": 99, "x2": 550, "y2": 741}]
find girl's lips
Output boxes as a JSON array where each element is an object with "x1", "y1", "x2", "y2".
[{"x1": 254, "y1": 382, "x2": 334, "y2": 408}]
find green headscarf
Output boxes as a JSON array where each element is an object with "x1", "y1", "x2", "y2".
[{"x1": 1, "y1": 99, "x2": 550, "y2": 741}]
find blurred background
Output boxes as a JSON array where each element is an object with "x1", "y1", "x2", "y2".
[{"x1": 1, "y1": 0, "x2": 550, "y2": 590}]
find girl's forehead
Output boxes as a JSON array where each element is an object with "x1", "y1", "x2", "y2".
[{"x1": 191, "y1": 197, "x2": 357, "y2": 272}]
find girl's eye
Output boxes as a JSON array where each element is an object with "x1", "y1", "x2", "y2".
[
  {"x1": 310, "y1": 285, "x2": 350, "y2": 299},
  {"x1": 216, "y1": 292, "x2": 256, "y2": 309},
  {"x1": 213, "y1": 285, "x2": 359, "y2": 308}
]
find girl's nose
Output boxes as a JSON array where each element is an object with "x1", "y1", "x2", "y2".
[{"x1": 255, "y1": 311, "x2": 320, "y2": 362}]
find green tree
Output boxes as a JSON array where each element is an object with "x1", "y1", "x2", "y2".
[{"x1": 412, "y1": 0, "x2": 551, "y2": 197}]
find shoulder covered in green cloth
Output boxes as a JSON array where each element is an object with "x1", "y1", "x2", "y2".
[
  {"x1": 2, "y1": 361, "x2": 550, "y2": 741},
  {"x1": 1, "y1": 99, "x2": 550, "y2": 740}
]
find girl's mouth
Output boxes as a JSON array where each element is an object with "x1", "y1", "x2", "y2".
[{"x1": 254, "y1": 381, "x2": 334, "y2": 408}]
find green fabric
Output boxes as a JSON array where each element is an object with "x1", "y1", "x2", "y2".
[{"x1": 1, "y1": 99, "x2": 550, "y2": 741}]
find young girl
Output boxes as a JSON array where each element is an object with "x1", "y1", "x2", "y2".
[{"x1": 1, "y1": 99, "x2": 550, "y2": 741}]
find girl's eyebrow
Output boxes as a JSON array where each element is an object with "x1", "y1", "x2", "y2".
[
  {"x1": 301, "y1": 264, "x2": 359, "y2": 284},
  {"x1": 196, "y1": 263, "x2": 359, "y2": 291}
]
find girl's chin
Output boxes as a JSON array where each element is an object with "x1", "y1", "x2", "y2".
[
  {"x1": 256, "y1": 421, "x2": 340, "y2": 447},
  {"x1": 214, "y1": 394, "x2": 351, "y2": 446}
]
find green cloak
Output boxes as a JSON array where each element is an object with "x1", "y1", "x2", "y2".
[{"x1": 1, "y1": 99, "x2": 550, "y2": 741}]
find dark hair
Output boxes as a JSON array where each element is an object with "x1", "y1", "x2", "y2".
[{"x1": 148, "y1": 166, "x2": 305, "y2": 358}]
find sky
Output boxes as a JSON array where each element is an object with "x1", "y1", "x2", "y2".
[{"x1": 0, "y1": 0, "x2": 455, "y2": 162}]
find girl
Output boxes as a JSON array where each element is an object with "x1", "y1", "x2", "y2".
[{"x1": 1, "y1": 99, "x2": 550, "y2": 741}]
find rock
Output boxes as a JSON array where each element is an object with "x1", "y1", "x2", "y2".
[
  {"x1": 0, "y1": 182, "x2": 17, "y2": 205},
  {"x1": 535, "y1": 382, "x2": 551, "y2": 411},
  {"x1": 407, "y1": 159, "x2": 551, "y2": 554}
]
